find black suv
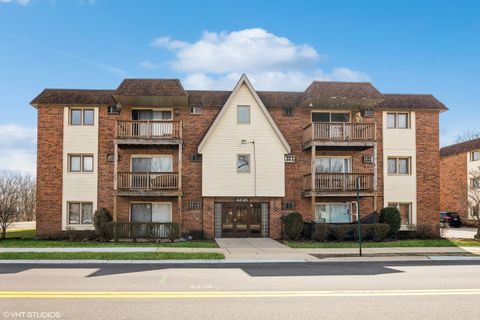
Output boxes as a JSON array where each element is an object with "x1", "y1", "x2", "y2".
[{"x1": 440, "y1": 212, "x2": 462, "y2": 228}]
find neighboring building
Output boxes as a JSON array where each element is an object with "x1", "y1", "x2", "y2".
[
  {"x1": 440, "y1": 138, "x2": 480, "y2": 224},
  {"x1": 31, "y1": 74, "x2": 447, "y2": 239}
]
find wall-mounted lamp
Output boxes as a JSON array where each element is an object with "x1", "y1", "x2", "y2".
[{"x1": 174, "y1": 108, "x2": 180, "y2": 117}]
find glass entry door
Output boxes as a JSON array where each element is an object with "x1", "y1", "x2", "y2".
[{"x1": 221, "y1": 203, "x2": 262, "y2": 237}]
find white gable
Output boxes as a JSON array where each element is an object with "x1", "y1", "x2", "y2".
[{"x1": 199, "y1": 75, "x2": 289, "y2": 197}]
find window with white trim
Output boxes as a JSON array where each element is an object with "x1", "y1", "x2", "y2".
[
  {"x1": 237, "y1": 154, "x2": 250, "y2": 173},
  {"x1": 190, "y1": 106, "x2": 203, "y2": 115},
  {"x1": 68, "y1": 154, "x2": 94, "y2": 172},
  {"x1": 387, "y1": 157, "x2": 411, "y2": 175},
  {"x1": 388, "y1": 202, "x2": 412, "y2": 225},
  {"x1": 315, "y1": 203, "x2": 351, "y2": 223},
  {"x1": 131, "y1": 203, "x2": 172, "y2": 223},
  {"x1": 237, "y1": 105, "x2": 250, "y2": 124},
  {"x1": 386, "y1": 112, "x2": 410, "y2": 129},
  {"x1": 471, "y1": 150, "x2": 479, "y2": 162},
  {"x1": 315, "y1": 157, "x2": 351, "y2": 173},
  {"x1": 68, "y1": 202, "x2": 93, "y2": 225},
  {"x1": 70, "y1": 108, "x2": 94, "y2": 126}
]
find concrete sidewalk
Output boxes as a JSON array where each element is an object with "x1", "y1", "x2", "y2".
[{"x1": 1, "y1": 245, "x2": 479, "y2": 262}]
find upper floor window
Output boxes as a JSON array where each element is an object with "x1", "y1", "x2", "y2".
[
  {"x1": 471, "y1": 150, "x2": 479, "y2": 162},
  {"x1": 132, "y1": 109, "x2": 173, "y2": 121},
  {"x1": 387, "y1": 112, "x2": 410, "y2": 129},
  {"x1": 387, "y1": 157, "x2": 411, "y2": 175},
  {"x1": 132, "y1": 156, "x2": 173, "y2": 172},
  {"x1": 237, "y1": 154, "x2": 250, "y2": 173},
  {"x1": 315, "y1": 157, "x2": 351, "y2": 173},
  {"x1": 282, "y1": 107, "x2": 294, "y2": 117},
  {"x1": 190, "y1": 106, "x2": 203, "y2": 115},
  {"x1": 68, "y1": 154, "x2": 94, "y2": 173},
  {"x1": 312, "y1": 112, "x2": 350, "y2": 123},
  {"x1": 470, "y1": 178, "x2": 480, "y2": 189},
  {"x1": 70, "y1": 108, "x2": 94, "y2": 126},
  {"x1": 237, "y1": 105, "x2": 250, "y2": 124}
]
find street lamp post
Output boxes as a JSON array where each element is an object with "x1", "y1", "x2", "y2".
[{"x1": 356, "y1": 176, "x2": 363, "y2": 257}]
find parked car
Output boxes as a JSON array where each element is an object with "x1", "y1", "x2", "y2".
[{"x1": 440, "y1": 212, "x2": 462, "y2": 228}]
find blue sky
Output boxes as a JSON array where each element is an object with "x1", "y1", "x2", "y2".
[{"x1": 1, "y1": 0, "x2": 479, "y2": 172}]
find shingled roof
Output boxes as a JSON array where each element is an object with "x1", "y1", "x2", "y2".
[
  {"x1": 303, "y1": 81, "x2": 384, "y2": 100},
  {"x1": 116, "y1": 79, "x2": 187, "y2": 96},
  {"x1": 30, "y1": 78, "x2": 448, "y2": 112},
  {"x1": 377, "y1": 94, "x2": 448, "y2": 111},
  {"x1": 440, "y1": 138, "x2": 480, "y2": 157},
  {"x1": 30, "y1": 89, "x2": 116, "y2": 106}
]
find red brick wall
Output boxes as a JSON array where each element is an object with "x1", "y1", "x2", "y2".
[
  {"x1": 97, "y1": 107, "x2": 115, "y2": 214},
  {"x1": 416, "y1": 111, "x2": 440, "y2": 225},
  {"x1": 440, "y1": 153, "x2": 468, "y2": 220},
  {"x1": 36, "y1": 107, "x2": 64, "y2": 237}
]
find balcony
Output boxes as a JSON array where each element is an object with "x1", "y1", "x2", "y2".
[
  {"x1": 116, "y1": 120, "x2": 182, "y2": 145},
  {"x1": 302, "y1": 122, "x2": 375, "y2": 150},
  {"x1": 116, "y1": 172, "x2": 180, "y2": 196},
  {"x1": 303, "y1": 173, "x2": 374, "y2": 197}
]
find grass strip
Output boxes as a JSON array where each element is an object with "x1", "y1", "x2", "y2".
[
  {"x1": 287, "y1": 239, "x2": 480, "y2": 248},
  {"x1": 0, "y1": 252, "x2": 224, "y2": 260}
]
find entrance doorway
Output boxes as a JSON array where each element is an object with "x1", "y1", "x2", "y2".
[{"x1": 221, "y1": 203, "x2": 263, "y2": 237}]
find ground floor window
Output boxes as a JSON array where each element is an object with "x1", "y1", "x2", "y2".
[
  {"x1": 315, "y1": 203, "x2": 351, "y2": 223},
  {"x1": 131, "y1": 202, "x2": 172, "y2": 223},
  {"x1": 388, "y1": 202, "x2": 412, "y2": 225},
  {"x1": 68, "y1": 202, "x2": 93, "y2": 225}
]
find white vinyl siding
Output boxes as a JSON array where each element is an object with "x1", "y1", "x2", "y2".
[
  {"x1": 62, "y1": 107, "x2": 98, "y2": 231},
  {"x1": 201, "y1": 83, "x2": 287, "y2": 196},
  {"x1": 383, "y1": 111, "x2": 417, "y2": 228}
]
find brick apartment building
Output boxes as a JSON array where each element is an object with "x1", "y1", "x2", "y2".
[
  {"x1": 440, "y1": 138, "x2": 480, "y2": 224},
  {"x1": 31, "y1": 74, "x2": 447, "y2": 239}
]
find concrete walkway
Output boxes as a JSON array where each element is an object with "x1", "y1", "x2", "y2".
[
  {"x1": 215, "y1": 238, "x2": 313, "y2": 261},
  {"x1": 442, "y1": 227, "x2": 477, "y2": 239}
]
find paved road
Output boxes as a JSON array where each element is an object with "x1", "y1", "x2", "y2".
[{"x1": 1, "y1": 260, "x2": 480, "y2": 320}]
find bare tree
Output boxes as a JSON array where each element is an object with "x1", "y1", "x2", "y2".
[
  {"x1": 17, "y1": 173, "x2": 36, "y2": 221},
  {"x1": 0, "y1": 171, "x2": 22, "y2": 239},
  {"x1": 455, "y1": 129, "x2": 480, "y2": 143}
]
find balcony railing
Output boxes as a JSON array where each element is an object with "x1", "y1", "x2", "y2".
[
  {"x1": 116, "y1": 120, "x2": 182, "y2": 140},
  {"x1": 302, "y1": 122, "x2": 375, "y2": 145},
  {"x1": 303, "y1": 173, "x2": 374, "y2": 192},
  {"x1": 117, "y1": 172, "x2": 179, "y2": 191}
]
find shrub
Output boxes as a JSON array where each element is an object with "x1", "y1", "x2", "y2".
[
  {"x1": 371, "y1": 224, "x2": 389, "y2": 242},
  {"x1": 379, "y1": 207, "x2": 401, "y2": 236},
  {"x1": 281, "y1": 212, "x2": 304, "y2": 240},
  {"x1": 353, "y1": 224, "x2": 371, "y2": 241},
  {"x1": 330, "y1": 224, "x2": 354, "y2": 242},
  {"x1": 314, "y1": 224, "x2": 330, "y2": 242},
  {"x1": 415, "y1": 224, "x2": 440, "y2": 239},
  {"x1": 93, "y1": 208, "x2": 112, "y2": 240}
]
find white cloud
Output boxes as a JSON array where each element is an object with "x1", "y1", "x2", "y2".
[
  {"x1": 0, "y1": 0, "x2": 30, "y2": 5},
  {"x1": 149, "y1": 28, "x2": 369, "y2": 90},
  {"x1": 0, "y1": 125, "x2": 36, "y2": 174}
]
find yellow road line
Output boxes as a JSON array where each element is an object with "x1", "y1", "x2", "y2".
[{"x1": 1, "y1": 289, "x2": 480, "y2": 298}]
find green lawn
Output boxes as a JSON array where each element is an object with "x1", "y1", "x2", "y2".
[
  {"x1": 286, "y1": 239, "x2": 480, "y2": 248},
  {"x1": 0, "y1": 252, "x2": 224, "y2": 260},
  {"x1": 5, "y1": 228, "x2": 36, "y2": 239},
  {"x1": 2, "y1": 228, "x2": 217, "y2": 248}
]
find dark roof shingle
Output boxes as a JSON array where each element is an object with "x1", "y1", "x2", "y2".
[
  {"x1": 440, "y1": 138, "x2": 480, "y2": 157},
  {"x1": 30, "y1": 89, "x2": 116, "y2": 106},
  {"x1": 303, "y1": 81, "x2": 384, "y2": 100},
  {"x1": 377, "y1": 94, "x2": 448, "y2": 111},
  {"x1": 116, "y1": 79, "x2": 187, "y2": 96}
]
